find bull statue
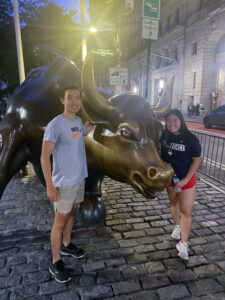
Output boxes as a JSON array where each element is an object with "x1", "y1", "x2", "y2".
[{"x1": 0, "y1": 49, "x2": 174, "y2": 224}]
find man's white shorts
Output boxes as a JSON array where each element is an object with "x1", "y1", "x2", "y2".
[{"x1": 53, "y1": 181, "x2": 85, "y2": 214}]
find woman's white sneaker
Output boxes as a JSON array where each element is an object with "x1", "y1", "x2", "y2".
[
  {"x1": 171, "y1": 225, "x2": 181, "y2": 240},
  {"x1": 176, "y1": 241, "x2": 189, "y2": 260}
]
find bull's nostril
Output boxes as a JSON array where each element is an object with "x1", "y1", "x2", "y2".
[{"x1": 147, "y1": 167, "x2": 157, "y2": 179}]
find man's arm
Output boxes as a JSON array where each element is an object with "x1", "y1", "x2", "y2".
[
  {"x1": 40, "y1": 141, "x2": 58, "y2": 202},
  {"x1": 84, "y1": 120, "x2": 94, "y2": 136}
]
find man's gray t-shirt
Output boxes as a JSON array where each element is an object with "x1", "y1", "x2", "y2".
[{"x1": 43, "y1": 115, "x2": 88, "y2": 187}]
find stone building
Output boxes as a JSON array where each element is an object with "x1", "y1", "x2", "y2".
[
  {"x1": 88, "y1": 0, "x2": 225, "y2": 113},
  {"x1": 122, "y1": 0, "x2": 225, "y2": 113}
]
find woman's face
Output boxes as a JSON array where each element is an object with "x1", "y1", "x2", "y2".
[{"x1": 165, "y1": 114, "x2": 181, "y2": 135}]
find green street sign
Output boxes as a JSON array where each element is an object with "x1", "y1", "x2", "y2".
[
  {"x1": 142, "y1": 0, "x2": 160, "y2": 20},
  {"x1": 93, "y1": 48, "x2": 114, "y2": 57}
]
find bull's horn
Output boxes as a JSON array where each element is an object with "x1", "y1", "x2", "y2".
[
  {"x1": 81, "y1": 51, "x2": 124, "y2": 125},
  {"x1": 152, "y1": 73, "x2": 175, "y2": 118}
]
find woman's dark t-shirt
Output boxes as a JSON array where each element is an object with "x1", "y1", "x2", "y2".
[{"x1": 160, "y1": 130, "x2": 201, "y2": 180}]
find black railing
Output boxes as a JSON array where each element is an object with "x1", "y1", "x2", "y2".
[{"x1": 191, "y1": 130, "x2": 225, "y2": 184}]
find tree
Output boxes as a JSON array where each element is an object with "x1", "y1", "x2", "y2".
[{"x1": 0, "y1": 0, "x2": 81, "y2": 97}]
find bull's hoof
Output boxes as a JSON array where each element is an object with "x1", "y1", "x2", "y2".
[{"x1": 79, "y1": 196, "x2": 106, "y2": 224}]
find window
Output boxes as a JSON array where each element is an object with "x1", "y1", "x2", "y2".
[
  {"x1": 192, "y1": 42, "x2": 197, "y2": 55},
  {"x1": 193, "y1": 72, "x2": 196, "y2": 88}
]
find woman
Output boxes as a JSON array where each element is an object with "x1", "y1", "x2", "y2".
[{"x1": 160, "y1": 109, "x2": 201, "y2": 260}]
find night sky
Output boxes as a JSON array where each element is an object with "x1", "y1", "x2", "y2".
[{"x1": 54, "y1": 0, "x2": 89, "y2": 23}]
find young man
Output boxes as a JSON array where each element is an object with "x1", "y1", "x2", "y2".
[{"x1": 41, "y1": 85, "x2": 92, "y2": 283}]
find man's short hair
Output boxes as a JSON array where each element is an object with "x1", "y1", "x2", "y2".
[{"x1": 61, "y1": 85, "x2": 81, "y2": 98}]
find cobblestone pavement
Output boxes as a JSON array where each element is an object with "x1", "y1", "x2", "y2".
[{"x1": 0, "y1": 166, "x2": 225, "y2": 300}]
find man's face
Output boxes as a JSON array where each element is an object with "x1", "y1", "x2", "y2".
[{"x1": 60, "y1": 89, "x2": 81, "y2": 114}]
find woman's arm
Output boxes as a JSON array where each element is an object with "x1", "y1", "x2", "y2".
[{"x1": 177, "y1": 157, "x2": 200, "y2": 188}]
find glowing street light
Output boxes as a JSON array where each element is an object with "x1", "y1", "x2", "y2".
[{"x1": 89, "y1": 26, "x2": 97, "y2": 33}]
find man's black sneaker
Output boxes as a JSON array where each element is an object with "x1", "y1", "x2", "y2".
[
  {"x1": 60, "y1": 243, "x2": 86, "y2": 258},
  {"x1": 49, "y1": 260, "x2": 72, "y2": 283}
]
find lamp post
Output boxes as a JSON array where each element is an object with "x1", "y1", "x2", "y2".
[
  {"x1": 80, "y1": 0, "x2": 87, "y2": 62},
  {"x1": 13, "y1": 0, "x2": 25, "y2": 83}
]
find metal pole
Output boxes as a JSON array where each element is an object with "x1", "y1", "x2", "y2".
[
  {"x1": 13, "y1": 0, "x2": 25, "y2": 84},
  {"x1": 116, "y1": 0, "x2": 121, "y2": 94},
  {"x1": 80, "y1": 0, "x2": 87, "y2": 62},
  {"x1": 145, "y1": 39, "x2": 151, "y2": 99}
]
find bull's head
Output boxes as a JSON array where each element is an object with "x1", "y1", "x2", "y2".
[{"x1": 81, "y1": 53, "x2": 174, "y2": 198}]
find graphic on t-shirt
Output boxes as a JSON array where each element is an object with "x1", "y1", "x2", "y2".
[
  {"x1": 164, "y1": 141, "x2": 185, "y2": 156},
  {"x1": 71, "y1": 126, "x2": 80, "y2": 138},
  {"x1": 170, "y1": 143, "x2": 185, "y2": 151}
]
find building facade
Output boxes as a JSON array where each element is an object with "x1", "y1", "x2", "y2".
[
  {"x1": 88, "y1": 0, "x2": 225, "y2": 114},
  {"x1": 123, "y1": 0, "x2": 225, "y2": 114}
]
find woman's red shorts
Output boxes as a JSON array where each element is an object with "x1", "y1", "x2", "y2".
[{"x1": 170, "y1": 173, "x2": 196, "y2": 190}]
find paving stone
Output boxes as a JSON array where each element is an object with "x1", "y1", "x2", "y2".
[
  {"x1": 217, "y1": 274, "x2": 225, "y2": 287},
  {"x1": 204, "y1": 250, "x2": 225, "y2": 262},
  {"x1": 148, "y1": 250, "x2": 170, "y2": 261},
  {"x1": 145, "y1": 228, "x2": 165, "y2": 236},
  {"x1": 193, "y1": 264, "x2": 223, "y2": 278},
  {"x1": 7, "y1": 255, "x2": 27, "y2": 266},
  {"x1": 0, "y1": 289, "x2": 10, "y2": 300},
  {"x1": 112, "y1": 280, "x2": 140, "y2": 295},
  {"x1": 163, "y1": 258, "x2": 186, "y2": 270},
  {"x1": 83, "y1": 261, "x2": 105, "y2": 273},
  {"x1": 141, "y1": 273, "x2": 170, "y2": 289},
  {"x1": 23, "y1": 270, "x2": 50, "y2": 285},
  {"x1": 96, "y1": 240, "x2": 119, "y2": 251},
  {"x1": 127, "y1": 253, "x2": 149, "y2": 264},
  {"x1": 12, "y1": 262, "x2": 39, "y2": 275},
  {"x1": 110, "y1": 247, "x2": 134, "y2": 257},
  {"x1": 150, "y1": 220, "x2": 170, "y2": 227},
  {"x1": 0, "y1": 247, "x2": 19, "y2": 258},
  {"x1": 118, "y1": 239, "x2": 138, "y2": 248},
  {"x1": 155, "y1": 241, "x2": 174, "y2": 250},
  {"x1": 135, "y1": 244, "x2": 155, "y2": 253},
  {"x1": 186, "y1": 255, "x2": 208, "y2": 267},
  {"x1": 97, "y1": 269, "x2": 122, "y2": 284},
  {"x1": 0, "y1": 259, "x2": 6, "y2": 268},
  {"x1": 188, "y1": 278, "x2": 224, "y2": 296},
  {"x1": 217, "y1": 261, "x2": 225, "y2": 271},
  {"x1": 80, "y1": 284, "x2": 113, "y2": 300},
  {"x1": 157, "y1": 284, "x2": 190, "y2": 300},
  {"x1": 0, "y1": 275, "x2": 21, "y2": 289},
  {"x1": 52, "y1": 290, "x2": 79, "y2": 300},
  {"x1": 123, "y1": 230, "x2": 146, "y2": 239},
  {"x1": 11, "y1": 284, "x2": 38, "y2": 299},
  {"x1": 133, "y1": 223, "x2": 150, "y2": 230},
  {"x1": 168, "y1": 269, "x2": 197, "y2": 282},
  {"x1": 39, "y1": 280, "x2": 67, "y2": 296},
  {"x1": 79, "y1": 274, "x2": 96, "y2": 287},
  {"x1": 120, "y1": 264, "x2": 149, "y2": 279},
  {"x1": 105, "y1": 257, "x2": 126, "y2": 267}
]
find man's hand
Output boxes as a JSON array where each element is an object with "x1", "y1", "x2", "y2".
[
  {"x1": 84, "y1": 120, "x2": 94, "y2": 135},
  {"x1": 47, "y1": 185, "x2": 58, "y2": 202}
]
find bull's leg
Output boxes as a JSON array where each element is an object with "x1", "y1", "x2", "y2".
[
  {"x1": 78, "y1": 174, "x2": 106, "y2": 224},
  {"x1": 0, "y1": 128, "x2": 30, "y2": 199}
]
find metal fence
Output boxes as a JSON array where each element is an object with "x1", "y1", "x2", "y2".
[{"x1": 191, "y1": 130, "x2": 225, "y2": 184}]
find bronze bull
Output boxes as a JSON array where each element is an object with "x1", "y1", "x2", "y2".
[{"x1": 0, "y1": 50, "x2": 174, "y2": 223}]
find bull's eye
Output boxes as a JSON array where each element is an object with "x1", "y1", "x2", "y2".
[{"x1": 119, "y1": 128, "x2": 132, "y2": 139}]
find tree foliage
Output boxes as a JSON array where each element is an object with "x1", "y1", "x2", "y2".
[{"x1": 0, "y1": 0, "x2": 81, "y2": 96}]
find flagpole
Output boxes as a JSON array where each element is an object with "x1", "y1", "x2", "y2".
[{"x1": 13, "y1": 0, "x2": 25, "y2": 84}]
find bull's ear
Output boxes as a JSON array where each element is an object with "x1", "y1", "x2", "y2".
[
  {"x1": 152, "y1": 73, "x2": 175, "y2": 119},
  {"x1": 81, "y1": 52, "x2": 124, "y2": 126}
]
